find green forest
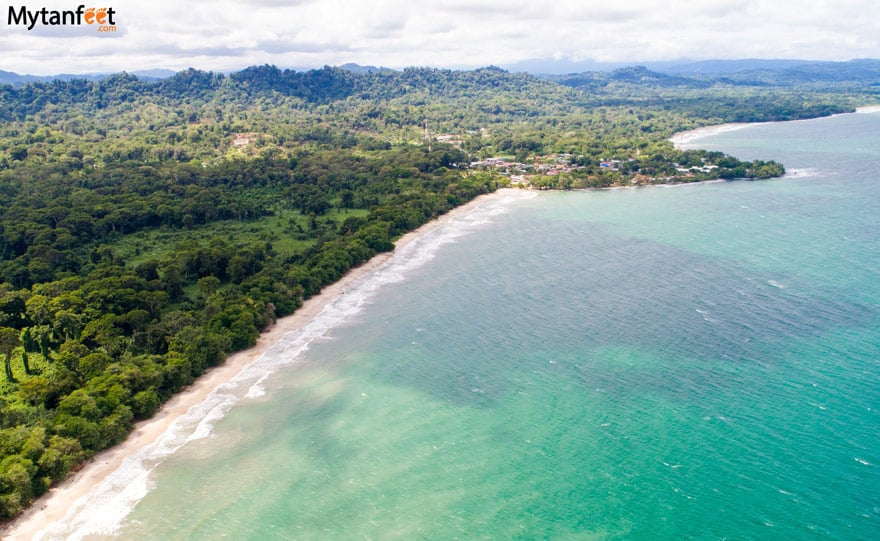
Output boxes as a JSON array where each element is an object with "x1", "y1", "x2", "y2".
[{"x1": 0, "y1": 63, "x2": 876, "y2": 520}]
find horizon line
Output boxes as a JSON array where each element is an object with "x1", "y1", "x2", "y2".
[{"x1": 4, "y1": 56, "x2": 880, "y2": 79}]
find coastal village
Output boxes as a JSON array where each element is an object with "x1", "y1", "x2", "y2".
[
  {"x1": 467, "y1": 152, "x2": 720, "y2": 187},
  {"x1": 425, "y1": 126, "x2": 724, "y2": 187},
  {"x1": 469, "y1": 154, "x2": 580, "y2": 186},
  {"x1": 228, "y1": 126, "x2": 727, "y2": 186}
]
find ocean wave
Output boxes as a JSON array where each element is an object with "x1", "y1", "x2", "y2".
[
  {"x1": 34, "y1": 190, "x2": 533, "y2": 541},
  {"x1": 784, "y1": 168, "x2": 825, "y2": 179}
]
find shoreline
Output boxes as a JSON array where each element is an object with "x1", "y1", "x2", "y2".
[
  {"x1": 671, "y1": 105, "x2": 880, "y2": 148},
  {"x1": 668, "y1": 122, "x2": 751, "y2": 147},
  {"x1": 1, "y1": 188, "x2": 519, "y2": 541}
]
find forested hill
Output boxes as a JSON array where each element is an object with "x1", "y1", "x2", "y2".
[
  {"x1": 550, "y1": 64, "x2": 879, "y2": 122},
  {"x1": 0, "y1": 63, "x2": 875, "y2": 522},
  {"x1": 664, "y1": 58, "x2": 880, "y2": 86},
  {"x1": 0, "y1": 65, "x2": 578, "y2": 121},
  {"x1": 4, "y1": 62, "x2": 876, "y2": 125}
]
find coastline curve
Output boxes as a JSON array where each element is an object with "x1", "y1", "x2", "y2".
[{"x1": 3, "y1": 188, "x2": 536, "y2": 541}]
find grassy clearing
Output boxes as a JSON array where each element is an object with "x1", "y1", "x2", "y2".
[
  {"x1": 0, "y1": 352, "x2": 52, "y2": 396},
  {"x1": 112, "y1": 208, "x2": 370, "y2": 267}
]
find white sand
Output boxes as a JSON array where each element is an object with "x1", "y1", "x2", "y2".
[
  {"x1": 672, "y1": 106, "x2": 880, "y2": 148},
  {"x1": 2, "y1": 188, "x2": 519, "y2": 540},
  {"x1": 669, "y1": 123, "x2": 751, "y2": 148}
]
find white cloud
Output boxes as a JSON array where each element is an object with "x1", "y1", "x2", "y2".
[{"x1": 1, "y1": 0, "x2": 878, "y2": 74}]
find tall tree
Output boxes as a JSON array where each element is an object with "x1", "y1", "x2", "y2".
[{"x1": 0, "y1": 327, "x2": 21, "y2": 382}]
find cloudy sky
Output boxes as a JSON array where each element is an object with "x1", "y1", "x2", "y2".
[{"x1": 3, "y1": 0, "x2": 878, "y2": 74}]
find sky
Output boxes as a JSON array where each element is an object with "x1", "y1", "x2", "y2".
[{"x1": 2, "y1": 0, "x2": 879, "y2": 75}]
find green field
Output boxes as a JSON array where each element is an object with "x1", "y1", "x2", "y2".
[{"x1": 114, "y1": 208, "x2": 371, "y2": 267}]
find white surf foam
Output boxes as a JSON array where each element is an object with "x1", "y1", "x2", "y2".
[
  {"x1": 784, "y1": 168, "x2": 825, "y2": 179},
  {"x1": 33, "y1": 190, "x2": 535, "y2": 540}
]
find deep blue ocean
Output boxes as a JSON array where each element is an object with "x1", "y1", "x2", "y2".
[{"x1": 48, "y1": 111, "x2": 880, "y2": 540}]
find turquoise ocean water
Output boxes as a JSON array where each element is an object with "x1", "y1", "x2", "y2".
[{"x1": 50, "y1": 112, "x2": 879, "y2": 540}]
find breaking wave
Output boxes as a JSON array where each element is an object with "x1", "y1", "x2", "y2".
[{"x1": 33, "y1": 190, "x2": 535, "y2": 541}]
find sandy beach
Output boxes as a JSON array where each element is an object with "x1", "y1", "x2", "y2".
[
  {"x1": 671, "y1": 105, "x2": 880, "y2": 148},
  {"x1": 1, "y1": 188, "x2": 517, "y2": 541},
  {"x1": 668, "y1": 122, "x2": 751, "y2": 147}
]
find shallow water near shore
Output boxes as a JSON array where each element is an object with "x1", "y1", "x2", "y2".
[{"x1": 55, "y1": 111, "x2": 880, "y2": 539}]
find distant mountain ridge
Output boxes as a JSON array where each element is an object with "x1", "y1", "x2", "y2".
[
  {"x1": 3, "y1": 59, "x2": 880, "y2": 87},
  {"x1": 719, "y1": 59, "x2": 880, "y2": 85},
  {"x1": 1, "y1": 62, "x2": 868, "y2": 128},
  {"x1": 0, "y1": 69, "x2": 177, "y2": 86},
  {"x1": 547, "y1": 60, "x2": 880, "y2": 92},
  {"x1": 1, "y1": 59, "x2": 878, "y2": 104},
  {"x1": 502, "y1": 57, "x2": 880, "y2": 77},
  {"x1": 661, "y1": 59, "x2": 817, "y2": 75}
]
